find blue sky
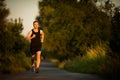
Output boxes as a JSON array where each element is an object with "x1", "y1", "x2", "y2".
[{"x1": 6, "y1": 0, "x2": 120, "y2": 36}]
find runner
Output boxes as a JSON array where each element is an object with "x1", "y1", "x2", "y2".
[{"x1": 26, "y1": 21, "x2": 44, "y2": 73}]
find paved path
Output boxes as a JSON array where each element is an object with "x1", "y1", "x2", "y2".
[{"x1": 0, "y1": 62, "x2": 107, "y2": 80}]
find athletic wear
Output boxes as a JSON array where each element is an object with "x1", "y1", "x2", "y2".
[
  {"x1": 31, "y1": 66, "x2": 35, "y2": 72},
  {"x1": 36, "y1": 68, "x2": 39, "y2": 73},
  {"x1": 30, "y1": 29, "x2": 42, "y2": 54}
]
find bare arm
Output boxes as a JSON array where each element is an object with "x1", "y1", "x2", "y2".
[
  {"x1": 40, "y1": 30, "x2": 44, "y2": 43},
  {"x1": 26, "y1": 30, "x2": 36, "y2": 41}
]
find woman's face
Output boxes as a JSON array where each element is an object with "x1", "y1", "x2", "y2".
[{"x1": 33, "y1": 22, "x2": 39, "y2": 29}]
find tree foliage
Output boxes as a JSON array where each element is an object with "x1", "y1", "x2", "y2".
[
  {"x1": 37, "y1": 0, "x2": 113, "y2": 61},
  {"x1": 0, "y1": 0, "x2": 30, "y2": 73},
  {"x1": 0, "y1": 0, "x2": 10, "y2": 56},
  {"x1": 110, "y1": 9, "x2": 120, "y2": 56}
]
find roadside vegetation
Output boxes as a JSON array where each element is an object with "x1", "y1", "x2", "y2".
[
  {"x1": 64, "y1": 42, "x2": 119, "y2": 79},
  {"x1": 0, "y1": 1, "x2": 120, "y2": 79},
  {"x1": 0, "y1": 0, "x2": 31, "y2": 73},
  {"x1": 37, "y1": 0, "x2": 120, "y2": 79}
]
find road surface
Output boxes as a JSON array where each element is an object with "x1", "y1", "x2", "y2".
[{"x1": 0, "y1": 62, "x2": 107, "y2": 80}]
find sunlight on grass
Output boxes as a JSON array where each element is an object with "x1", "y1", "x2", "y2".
[
  {"x1": 58, "y1": 61, "x2": 66, "y2": 68},
  {"x1": 86, "y1": 44, "x2": 106, "y2": 59},
  {"x1": 64, "y1": 42, "x2": 112, "y2": 75},
  {"x1": 49, "y1": 58, "x2": 59, "y2": 63},
  {"x1": 49, "y1": 58, "x2": 66, "y2": 68}
]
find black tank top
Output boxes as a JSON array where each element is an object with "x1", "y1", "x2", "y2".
[{"x1": 31, "y1": 29, "x2": 41, "y2": 46}]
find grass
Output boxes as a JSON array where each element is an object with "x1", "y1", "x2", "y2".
[
  {"x1": 63, "y1": 43, "x2": 120, "y2": 79},
  {"x1": 64, "y1": 56, "x2": 109, "y2": 73}
]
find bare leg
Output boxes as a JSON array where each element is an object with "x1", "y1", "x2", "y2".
[
  {"x1": 36, "y1": 51, "x2": 41, "y2": 69},
  {"x1": 31, "y1": 54, "x2": 35, "y2": 67}
]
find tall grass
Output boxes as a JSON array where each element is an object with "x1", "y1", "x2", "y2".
[{"x1": 64, "y1": 42, "x2": 120, "y2": 79}]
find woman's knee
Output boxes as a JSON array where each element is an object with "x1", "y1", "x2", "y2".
[{"x1": 37, "y1": 51, "x2": 41, "y2": 55}]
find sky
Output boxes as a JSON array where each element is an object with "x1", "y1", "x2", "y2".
[
  {"x1": 5, "y1": 0, "x2": 120, "y2": 36},
  {"x1": 113, "y1": 0, "x2": 120, "y2": 6},
  {"x1": 6, "y1": 0, "x2": 39, "y2": 36}
]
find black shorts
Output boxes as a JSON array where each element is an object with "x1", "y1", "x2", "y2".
[{"x1": 30, "y1": 43, "x2": 42, "y2": 55}]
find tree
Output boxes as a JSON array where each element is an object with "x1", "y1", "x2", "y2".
[
  {"x1": 37, "y1": 0, "x2": 111, "y2": 61},
  {"x1": 0, "y1": 0, "x2": 30, "y2": 73},
  {"x1": 110, "y1": 8, "x2": 120, "y2": 56},
  {"x1": 0, "y1": 0, "x2": 10, "y2": 67}
]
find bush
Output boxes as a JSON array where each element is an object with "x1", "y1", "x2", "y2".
[
  {"x1": 64, "y1": 56, "x2": 110, "y2": 74},
  {"x1": 0, "y1": 52, "x2": 31, "y2": 74},
  {"x1": 64, "y1": 42, "x2": 120, "y2": 79}
]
